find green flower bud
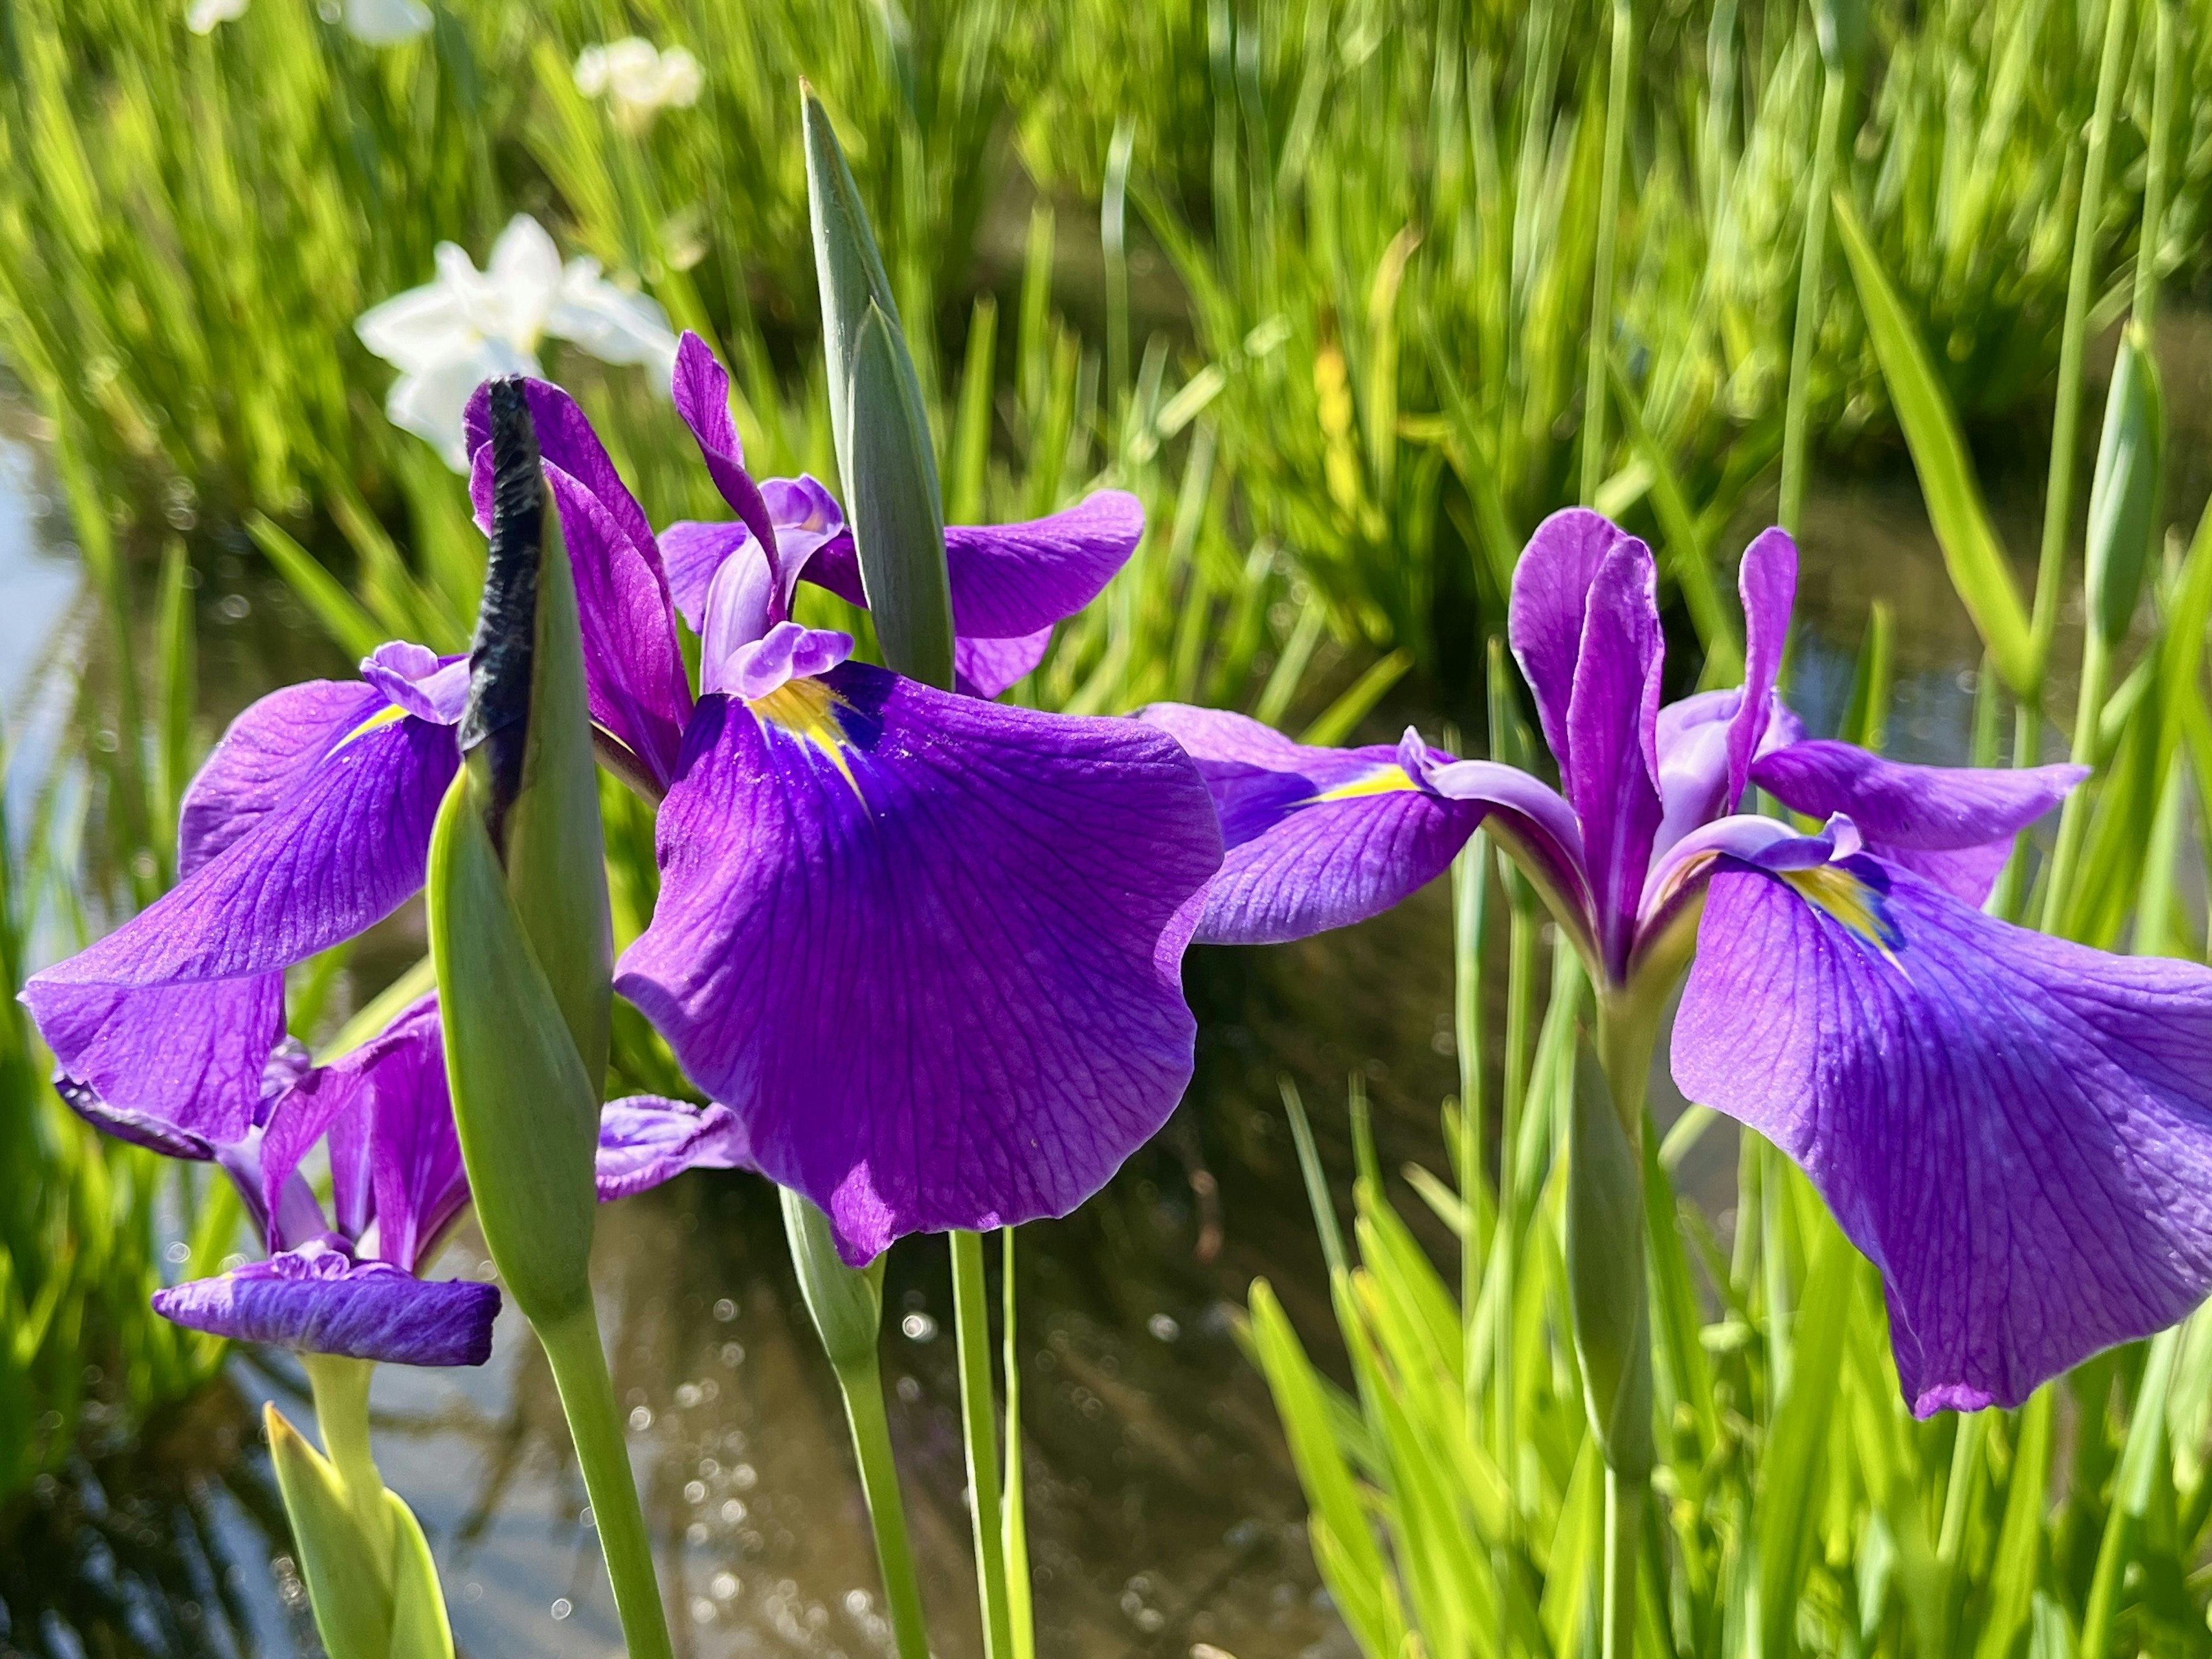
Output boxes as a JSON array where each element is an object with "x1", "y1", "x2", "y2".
[
  {"x1": 1566, "y1": 1039, "x2": 1655, "y2": 1480},
  {"x1": 782, "y1": 1187, "x2": 887, "y2": 1377}
]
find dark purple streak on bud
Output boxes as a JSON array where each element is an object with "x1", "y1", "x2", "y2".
[{"x1": 461, "y1": 376, "x2": 546, "y2": 855}]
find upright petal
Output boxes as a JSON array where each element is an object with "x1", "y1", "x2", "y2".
[
  {"x1": 1675, "y1": 855, "x2": 2212, "y2": 1415},
  {"x1": 547, "y1": 258, "x2": 679, "y2": 373},
  {"x1": 1136, "y1": 706, "x2": 1589, "y2": 949},
  {"x1": 805, "y1": 491, "x2": 1143, "y2": 641},
  {"x1": 617, "y1": 668, "x2": 1223, "y2": 1263},
  {"x1": 671, "y1": 332, "x2": 780, "y2": 560},
  {"x1": 1752, "y1": 740, "x2": 2088, "y2": 905},
  {"x1": 153, "y1": 1245, "x2": 498, "y2": 1368},
  {"x1": 596, "y1": 1096, "x2": 751, "y2": 1200},
  {"x1": 29, "y1": 975, "x2": 286, "y2": 1149},
  {"x1": 33, "y1": 713, "x2": 457, "y2": 987},
  {"x1": 1565, "y1": 541, "x2": 1666, "y2": 974},
  {"x1": 1508, "y1": 509, "x2": 1645, "y2": 773},
  {"x1": 464, "y1": 376, "x2": 658, "y2": 568},
  {"x1": 1725, "y1": 528, "x2": 1797, "y2": 810}
]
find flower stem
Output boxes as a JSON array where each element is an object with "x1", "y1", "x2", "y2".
[
  {"x1": 951, "y1": 1228, "x2": 1016, "y2": 1659},
  {"x1": 1002, "y1": 1229, "x2": 1036, "y2": 1659},
  {"x1": 1452, "y1": 830, "x2": 1491, "y2": 1438},
  {"x1": 1581, "y1": 0, "x2": 1634, "y2": 506},
  {"x1": 828, "y1": 1355, "x2": 933, "y2": 1659},
  {"x1": 1602, "y1": 1468, "x2": 1645, "y2": 1659},
  {"x1": 1493, "y1": 896, "x2": 1539, "y2": 1486},
  {"x1": 536, "y1": 1306, "x2": 675, "y2": 1659},
  {"x1": 2040, "y1": 626, "x2": 2111, "y2": 933},
  {"x1": 1778, "y1": 65, "x2": 1847, "y2": 537},
  {"x1": 302, "y1": 1353, "x2": 388, "y2": 1560}
]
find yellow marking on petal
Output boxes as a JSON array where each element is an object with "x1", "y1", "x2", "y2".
[
  {"x1": 1781, "y1": 863, "x2": 1902, "y2": 954},
  {"x1": 748, "y1": 677, "x2": 861, "y2": 793},
  {"x1": 331, "y1": 701, "x2": 410, "y2": 753},
  {"x1": 1309, "y1": 764, "x2": 1420, "y2": 804}
]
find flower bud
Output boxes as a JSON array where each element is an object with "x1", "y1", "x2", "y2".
[
  {"x1": 782, "y1": 1186, "x2": 887, "y2": 1377},
  {"x1": 2085, "y1": 324, "x2": 2166, "y2": 647}
]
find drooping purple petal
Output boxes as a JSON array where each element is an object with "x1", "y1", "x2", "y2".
[
  {"x1": 543, "y1": 460, "x2": 692, "y2": 789},
  {"x1": 32, "y1": 715, "x2": 457, "y2": 987},
  {"x1": 28, "y1": 975, "x2": 286, "y2": 1149},
  {"x1": 617, "y1": 667, "x2": 1222, "y2": 1264},
  {"x1": 956, "y1": 627, "x2": 1052, "y2": 699},
  {"x1": 177, "y1": 680, "x2": 388, "y2": 876},
  {"x1": 153, "y1": 1243, "x2": 498, "y2": 1367},
  {"x1": 1674, "y1": 854, "x2": 2212, "y2": 1415},
  {"x1": 596, "y1": 1096, "x2": 751, "y2": 1200},
  {"x1": 464, "y1": 376, "x2": 658, "y2": 566},
  {"x1": 806, "y1": 493, "x2": 1143, "y2": 642},
  {"x1": 1564, "y1": 540, "x2": 1666, "y2": 974},
  {"x1": 1508, "y1": 509, "x2": 1646, "y2": 774},
  {"x1": 1725, "y1": 528, "x2": 1797, "y2": 809},
  {"x1": 1135, "y1": 706, "x2": 1589, "y2": 949},
  {"x1": 671, "y1": 332, "x2": 781, "y2": 565},
  {"x1": 1752, "y1": 740, "x2": 2088, "y2": 905}
]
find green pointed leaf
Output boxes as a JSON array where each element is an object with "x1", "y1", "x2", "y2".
[
  {"x1": 848, "y1": 300, "x2": 956, "y2": 688},
  {"x1": 781, "y1": 1187, "x2": 886, "y2": 1375},
  {"x1": 266, "y1": 1405, "x2": 395, "y2": 1659},
  {"x1": 2085, "y1": 325, "x2": 2166, "y2": 646},
  {"x1": 385, "y1": 1490, "x2": 457, "y2": 1659},
  {"x1": 1833, "y1": 194, "x2": 2037, "y2": 698},
  {"x1": 1753, "y1": 1213, "x2": 1853, "y2": 1659}
]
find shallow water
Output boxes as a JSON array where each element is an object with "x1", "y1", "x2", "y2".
[{"x1": 2, "y1": 308, "x2": 2207, "y2": 1656}]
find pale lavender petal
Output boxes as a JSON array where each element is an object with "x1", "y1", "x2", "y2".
[
  {"x1": 1508, "y1": 509, "x2": 1645, "y2": 773},
  {"x1": 1564, "y1": 540, "x2": 1666, "y2": 974},
  {"x1": 177, "y1": 680, "x2": 385, "y2": 877},
  {"x1": 1675, "y1": 855, "x2": 2212, "y2": 1415},
  {"x1": 1654, "y1": 685, "x2": 1802, "y2": 859},
  {"x1": 153, "y1": 1243, "x2": 498, "y2": 1367},
  {"x1": 806, "y1": 491, "x2": 1143, "y2": 641},
  {"x1": 617, "y1": 668, "x2": 1222, "y2": 1264},
  {"x1": 956, "y1": 627, "x2": 1052, "y2": 698},
  {"x1": 544, "y1": 460, "x2": 692, "y2": 789},
  {"x1": 359, "y1": 643, "x2": 469, "y2": 728},
  {"x1": 34, "y1": 716, "x2": 457, "y2": 986},
  {"x1": 464, "y1": 377, "x2": 657, "y2": 565},
  {"x1": 714, "y1": 622, "x2": 854, "y2": 701},
  {"x1": 662, "y1": 520, "x2": 754, "y2": 632},
  {"x1": 1726, "y1": 528, "x2": 1797, "y2": 808},
  {"x1": 671, "y1": 332, "x2": 781, "y2": 563},
  {"x1": 28, "y1": 976, "x2": 285, "y2": 1149},
  {"x1": 1637, "y1": 810, "x2": 1858, "y2": 943},
  {"x1": 596, "y1": 1096, "x2": 751, "y2": 1200},
  {"x1": 1135, "y1": 706, "x2": 1588, "y2": 948},
  {"x1": 1752, "y1": 740, "x2": 2088, "y2": 904}
]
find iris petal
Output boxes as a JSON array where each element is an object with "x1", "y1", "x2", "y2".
[
  {"x1": 153, "y1": 1247, "x2": 498, "y2": 1368},
  {"x1": 618, "y1": 666, "x2": 1221, "y2": 1263},
  {"x1": 178, "y1": 679, "x2": 387, "y2": 875},
  {"x1": 29, "y1": 975, "x2": 285, "y2": 1149},
  {"x1": 596, "y1": 1096, "x2": 751, "y2": 1200},
  {"x1": 1675, "y1": 854, "x2": 2212, "y2": 1415},
  {"x1": 1563, "y1": 540, "x2": 1666, "y2": 974},
  {"x1": 1508, "y1": 507, "x2": 1646, "y2": 775}
]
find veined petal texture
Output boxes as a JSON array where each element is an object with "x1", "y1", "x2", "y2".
[
  {"x1": 617, "y1": 665, "x2": 1222, "y2": 1263},
  {"x1": 1675, "y1": 855, "x2": 2212, "y2": 1415},
  {"x1": 154, "y1": 1247, "x2": 497, "y2": 1368},
  {"x1": 596, "y1": 1096, "x2": 751, "y2": 1200},
  {"x1": 1508, "y1": 507, "x2": 1646, "y2": 775}
]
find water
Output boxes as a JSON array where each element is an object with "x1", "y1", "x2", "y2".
[{"x1": 2, "y1": 316, "x2": 2206, "y2": 1656}]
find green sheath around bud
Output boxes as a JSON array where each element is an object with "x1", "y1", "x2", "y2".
[
  {"x1": 783, "y1": 1187, "x2": 888, "y2": 1376},
  {"x1": 1566, "y1": 1039, "x2": 1655, "y2": 1481},
  {"x1": 2085, "y1": 325, "x2": 2166, "y2": 647}
]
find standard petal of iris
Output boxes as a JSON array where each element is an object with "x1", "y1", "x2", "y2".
[
  {"x1": 1752, "y1": 739, "x2": 2086, "y2": 904},
  {"x1": 806, "y1": 492, "x2": 1143, "y2": 641},
  {"x1": 37, "y1": 714, "x2": 457, "y2": 986},
  {"x1": 1564, "y1": 541, "x2": 1666, "y2": 971},
  {"x1": 464, "y1": 376, "x2": 660, "y2": 566},
  {"x1": 1136, "y1": 706, "x2": 1581, "y2": 947},
  {"x1": 671, "y1": 332, "x2": 780, "y2": 556},
  {"x1": 1673, "y1": 855, "x2": 2212, "y2": 1415},
  {"x1": 154, "y1": 1251, "x2": 498, "y2": 1367},
  {"x1": 28, "y1": 975, "x2": 285, "y2": 1146},
  {"x1": 1724, "y1": 527, "x2": 1797, "y2": 804},
  {"x1": 617, "y1": 669, "x2": 1222, "y2": 1263},
  {"x1": 1508, "y1": 508, "x2": 1646, "y2": 770},
  {"x1": 597, "y1": 1096, "x2": 751, "y2": 1200}
]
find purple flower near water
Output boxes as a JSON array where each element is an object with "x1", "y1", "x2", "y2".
[
  {"x1": 460, "y1": 336, "x2": 1222, "y2": 1265},
  {"x1": 1143, "y1": 509, "x2": 2212, "y2": 1416}
]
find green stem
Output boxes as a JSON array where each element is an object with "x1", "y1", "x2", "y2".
[
  {"x1": 1492, "y1": 896, "x2": 1539, "y2": 1482},
  {"x1": 2081, "y1": 1298, "x2": 2183, "y2": 1658},
  {"x1": 2040, "y1": 626, "x2": 2111, "y2": 933},
  {"x1": 537, "y1": 1307, "x2": 676, "y2": 1659},
  {"x1": 2029, "y1": 0, "x2": 2131, "y2": 684},
  {"x1": 952, "y1": 1229, "x2": 1016, "y2": 1659},
  {"x1": 302, "y1": 1353, "x2": 387, "y2": 1556},
  {"x1": 1453, "y1": 829, "x2": 1491, "y2": 1436},
  {"x1": 1761, "y1": 1139, "x2": 1794, "y2": 1399},
  {"x1": 1778, "y1": 66, "x2": 1847, "y2": 537},
  {"x1": 1002, "y1": 1228, "x2": 1036, "y2": 1659},
  {"x1": 830, "y1": 1357, "x2": 933, "y2": 1659},
  {"x1": 2133, "y1": 1, "x2": 2177, "y2": 336},
  {"x1": 1581, "y1": 0, "x2": 1634, "y2": 505},
  {"x1": 1602, "y1": 1469, "x2": 1645, "y2": 1659}
]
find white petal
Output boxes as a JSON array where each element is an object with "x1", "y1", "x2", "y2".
[
  {"x1": 547, "y1": 261, "x2": 677, "y2": 376},
  {"x1": 383, "y1": 340, "x2": 540, "y2": 471},
  {"x1": 342, "y1": 0, "x2": 430, "y2": 44},
  {"x1": 655, "y1": 48, "x2": 704, "y2": 107},
  {"x1": 484, "y1": 215, "x2": 563, "y2": 348},
  {"x1": 355, "y1": 280, "x2": 478, "y2": 374},
  {"x1": 187, "y1": 0, "x2": 250, "y2": 32},
  {"x1": 574, "y1": 44, "x2": 611, "y2": 96}
]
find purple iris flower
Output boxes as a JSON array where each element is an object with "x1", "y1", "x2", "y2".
[
  {"x1": 1142, "y1": 508, "x2": 2212, "y2": 1417},
  {"x1": 459, "y1": 337, "x2": 1223, "y2": 1266}
]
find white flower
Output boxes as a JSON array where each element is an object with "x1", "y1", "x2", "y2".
[
  {"x1": 574, "y1": 37, "x2": 703, "y2": 131},
  {"x1": 187, "y1": 0, "x2": 431, "y2": 43},
  {"x1": 355, "y1": 214, "x2": 679, "y2": 469}
]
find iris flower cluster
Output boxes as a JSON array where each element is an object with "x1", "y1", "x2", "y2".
[{"x1": 29, "y1": 357, "x2": 2212, "y2": 1422}]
